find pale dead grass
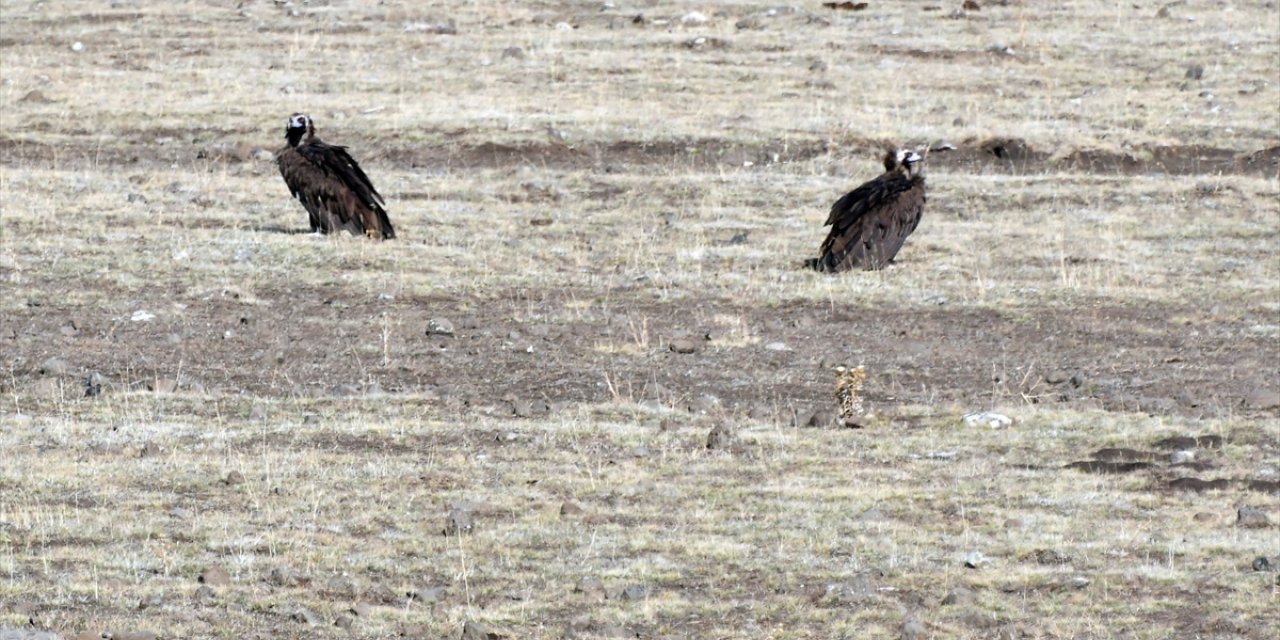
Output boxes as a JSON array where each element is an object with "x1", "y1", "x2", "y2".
[{"x1": 2, "y1": 402, "x2": 1274, "y2": 638}]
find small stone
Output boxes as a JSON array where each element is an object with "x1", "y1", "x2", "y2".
[
  {"x1": 290, "y1": 607, "x2": 322, "y2": 625},
  {"x1": 1069, "y1": 575, "x2": 1090, "y2": 589},
  {"x1": 83, "y1": 372, "x2": 105, "y2": 397},
  {"x1": 408, "y1": 585, "x2": 445, "y2": 604},
  {"x1": 901, "y1": 618, "x2": 925, "y2": 640},
  {"x1": 1237, "y1": 506, "x2": 1272, "y2": 528},
  {"x1": 1192, "y1": 512, "x2": 1215, "y2": 523},
  {"x1": 964, "y1": 551, "x2": 985, "y2": 568},
  {"x1": 1185, "y1": 63, "x2": 1205, "y2": 80},
  {"x1": 560, "y1": 501, "x2": 584, "y2": 517},
  {"x1": 198, "y1": 566, "x2": 230, "y2": 586},
  {"x1": 609, "y1": 584, "x2": 647, "y2": 601},
  {"x1": 500, "y1": 46, "x2": 525, "y2": 60},
  {"x1": 1170, "y1": 450, "x2": 1195, "y2": 465},
  {"x1": 687, "y1": 393, "x2": 720, "y2": 413},
  {"x1": 443, "y1": 508, "x2": 474, "y2": 536},
  {"x1": 332, "y1": 383, "x2": 361, "y2": 397},
  {"x1": 334, "y1": 614, "x2": 355, "y2": 630},
  {"x1": 669, "y1": 338, "x2": 698, "y2": 354},
  {"x1": 19, "y1": 89, "x2": 53, "y2": 103},
  {"x1": 681, "y1": 11, "x2": 709, "y2": 24},
  {"x1": 194, "y1": 584, "x2": 217, "y2": 602},
  {"x1": 763, "y1": 341, "x2": 789, "y2": 351},
  {"x1": 71, "y1": 41, "x2": 84, "y2": 52},
  {"x1": 39, "y1": 357, "x2": 70, "y2": 376},
  {"x1": 427, "y1": 318, "x2": 455, "y2": 336},
  {"x1": 348, "y1": 603, "x2": 372, "y2": 617},
  {"x1": 1251, "y1": 556, "x2": 1273, "y2": 572},
  {"x1": 461, "y1": 620, "x2": 508, "y2": 640},
  {"x1": 224, "y1": 470, "x2": 245, "y2": 486},
  {"x1": 109, "y1": 633, "x2": 157, "y2": 640},
  {"x1": 962, "y1": 412, "x2": 1012, "y2": 428},
  {"x1": 706, "y1": 424, "x2": 736, "y2": 450}
]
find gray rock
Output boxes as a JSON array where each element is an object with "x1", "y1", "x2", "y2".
[
  {"x1": 38, "y1": 357, "x2": 70, "y2": 376},
  {"x1": 223, "y1": 471, "x2": 245, "y2": 486},
  {"x1": 83, "y1": 371, "x2": 105, "y2": 397},
  {"x1": 501, "y1": 46, "x2": 525, "y2": 60},
  {"x1": 964, "y1": 551, "x2": 985, "y2": 568},
  {"x1": 1252, "y1": 556, "x2": 1273, "y2": 572},
  {"x1": 194, "y1": 584, "x2": 217, "y2": 602},
  {"x1": 901, "y1": 617, "x2": 926, "y2": 640},
  {"x1": 560, "y1": 501, "x2": 584, "y2": 517},
  {"x1": 1170, "y1": 450, "x2": 1195, "y2": 465},
  {"x1": 334, "y1": 614, "x2": 356, "y2": 630},
  {"x1": 706, "y1": 424, "x2": 736, "y2": 450},
  {"x1": 108, "y1": 633, "x2": 158, "y2": 640},
  {"x1": 461, "y1": 620, "x2": 508, "y2": 640},
  {"x1": 408, "y1": 585, "x2": 445, "y2": 604},
  {"x1": 669, "y1": 338, "x2": 698, "y2": 354},
  {"x1": 1069, "y1": 575, "x2": 1090, "y2": 589},
  {"x1": 763, "y1": 341, "x2": 789, "y2": 351},
  {"x1": 443, "y1": 508, "x2": 475, "y2": 536},
  {"x1": 198, "y1": 566, "x2": 230, "y2": 586},
  {"x1": 332, "y1": 383, "x2": 361, "y2": 397},
  {"x1": 427, "y1": 318, "x2": 455, "y2": 336},
  {"x1": 609, "y1": 584, "x2": 647, "y2": 601},
  {"x1": 1237, "y1": 506, "x2": 1272, "y2": 528},
  {"x1": 687, "y1": 393, "x2": 720, "y2": 414}
]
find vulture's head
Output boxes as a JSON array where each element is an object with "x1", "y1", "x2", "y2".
[
  {"x1": 883, "y1": 148, "x2": 924, "y2": 178},
  {"x1": 285, "y1": 113, "x2": 313, "y2": 147}
]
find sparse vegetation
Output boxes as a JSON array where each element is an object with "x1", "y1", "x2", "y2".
[{"x1": 1, "y1": 1, "x2": 1277, "y2": 639}]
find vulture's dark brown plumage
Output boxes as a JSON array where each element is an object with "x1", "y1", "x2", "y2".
[
  {"x1": 806, "y1": 148, "x2": 926, "y2": 272},
  {"x1": 275, "y1": 113, "x2": 395, "y2": 239}
]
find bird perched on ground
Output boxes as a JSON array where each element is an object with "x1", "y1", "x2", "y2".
[
  {"x1": 806, "y1": 148, "x2": 926, "y2": 271},
  {"x1": 833, "y1": 365, "x2": 867, "y2": 427},
  {"x1": 275, "y1": 113, "x2": 395, "y2": 239}
]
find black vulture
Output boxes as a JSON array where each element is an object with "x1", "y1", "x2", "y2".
[{"x1": 275, "y1": 113, "x2": 395, "y2": 239}]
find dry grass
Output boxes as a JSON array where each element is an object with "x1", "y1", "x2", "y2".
[{"x1": 2, "y1": 1, "x2": 1278, "y2": 639}]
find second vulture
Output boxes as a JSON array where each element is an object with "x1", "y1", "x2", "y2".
[
  {"x1": 275, "y1": 113, "x2": 396, "y2": 239},
  {"x1": 806, "y1": 148, "x2": 926, "y2": 272}
]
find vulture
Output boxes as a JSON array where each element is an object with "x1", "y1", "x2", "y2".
[
  {"x1": 275, "y1": 113, "x2": 395, "y2": 239},
  {"x1": 806, "y1": 148, "x2": 926, "y2": 272}
]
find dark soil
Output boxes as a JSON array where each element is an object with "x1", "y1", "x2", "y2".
[{"x1": 4, "y1": 278, "x2": 1277, "y2": 423}]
